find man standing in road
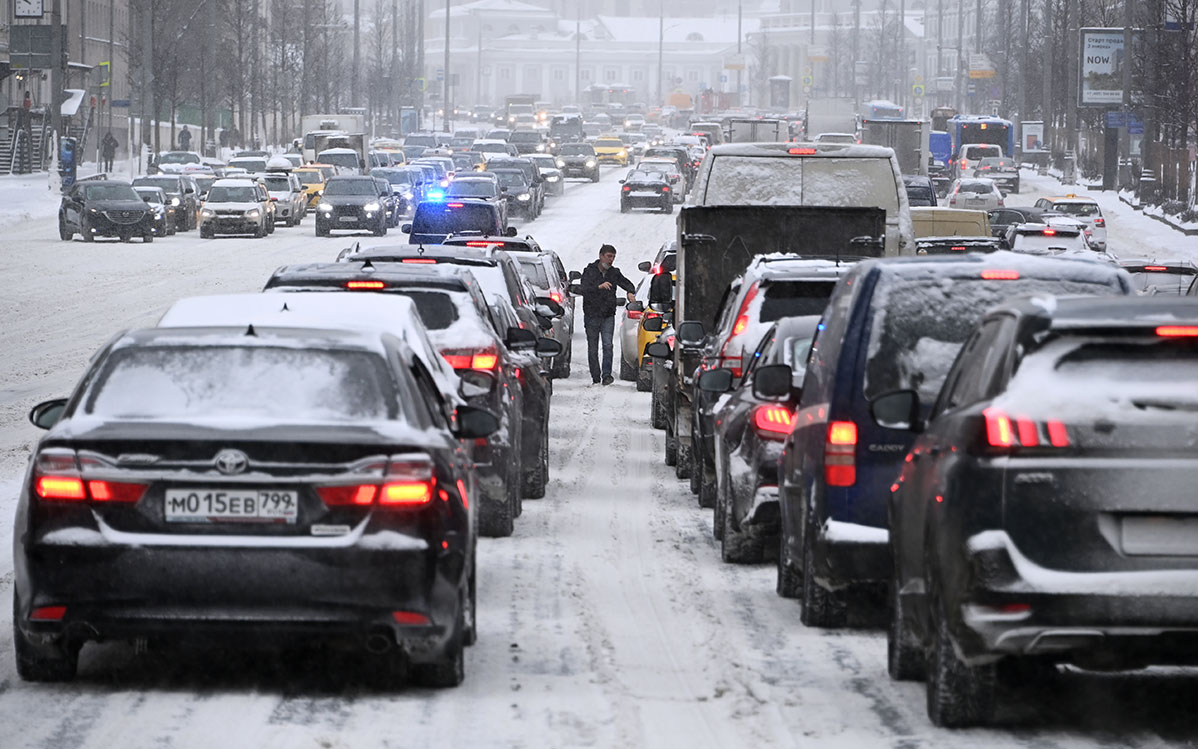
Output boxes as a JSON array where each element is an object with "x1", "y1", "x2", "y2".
[
  {"x1": 178, "y1": 125, "x2": 192, "y2": 151},
  {"x1": 100, "y1": 131, "x2": 118, "y2": 172},
  {"x1": 581, "y1": 244, "x2": 636, "y2": 385}
]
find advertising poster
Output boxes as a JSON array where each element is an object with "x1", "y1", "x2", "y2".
[{"x1": 1079, "y1": 28, "x2": 1125, "y2": 106}]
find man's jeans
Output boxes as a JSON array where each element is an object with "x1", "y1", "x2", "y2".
[{"x1": 584, "y1": 314, "x2": 615, "y2": 382}]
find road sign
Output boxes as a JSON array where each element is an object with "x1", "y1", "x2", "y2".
[
  {"x1": 935, "y1": 76, "x2": 955, "y2": 92},
  {"x1": 415, "y1": 77, "x2": 427, "y2": 92},
  {"x1": 912, "y1": 83, "x2": 925, "y2": 97},
  {"x1": 967, "y1": 81, "x2": 977, "y2": 95},
  {"x1": 720, "y1": 74, "x2": 728, "y2": 83},
  {"x1": 801, "y1": 74, "x2": 814, "y2": 87},
  {"x1": 435, "y1": 67, "x2": 444, "y2": 81}
]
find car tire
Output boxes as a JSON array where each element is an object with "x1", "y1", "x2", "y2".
[
  {"x1": 776, "y1": 529, "x2": 803, "y2": 599},
  {"x1": 373, "y1": 221, "x2": 387, "y2": 237},
  {"x1": 713, "y1": 474, "x2": 726, "y2": 540},
  {"x1": 143, "y1": 233, "x2": 153, "y2": 243},
  {"x1": 522, "y1": 421, "x2": 548, "y2": 500},
  {"x1": 410, "y1": 604, "x2": 465, "y2": 689},
  {"x1": 479, "y1": 485, "x2": 515, "y2": 538},
  {"x1": 618, "y1": 354, "x2": 637, "y2": 381},
  {"x1": 200, "y1": 226, "x2": 214, "y2": 239},
  {"x1": 663, "y1": 201, "x2": 673, "y2": 215},
  {"x1": 316, "y1": 223, "x2": 328, "y2": 237},
  {"x1": 463, "y1": 561, "x2": 478, "y2": 647},
  {"x1": 551, "y1": 347, "x2": 571, "y2": 379},
  {"x1": 591, "y1": 172, "x2": 600, "y2": 183},
  {"x1": 80, "y1": 218, "x2": 94, "y2": 242},
  {"x1": 636, "y1": 358, "x2": 652, "y2": 392},
  {"x1": 722, "y1": 489, "x2": 765, "y2": 564},
  {"x1": 58, "y1": 215, "x2": 72, "y2": 241},
  {"x1": 926, "y1": 591, "x2": 996, "y2": 727},
  {"x1": 888, "y1": 561, "x2": 926, "y2": 681},
  {"x1": 689, "y1": 435, "x2": 704, "y2": 497},
  {"x1": 664, "y1": 428, "x2": 677, "y2": 466},
  {"x1": 620, "y1": 201, "x2": 630, "y2": 214},
  {"x1": 651, "y1": 386, "x2": 667, "y2": 430},
  {"x1": 13, "y1": 597, "x2": 78, "y2": 682},
  {"x1": 675, "y1": 438, "x2": 692, "y2": 480},
  {"x1": 800, "y1": 520, "x2": 847, "y2": 628}
]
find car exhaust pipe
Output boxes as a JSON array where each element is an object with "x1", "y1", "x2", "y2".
[{"x1": 364, "y1": 633, "x2": 394, "y2": 654}]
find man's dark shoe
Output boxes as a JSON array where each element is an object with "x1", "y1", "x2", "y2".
[
  {"x1": 593, "y1": 378, "x2": 601, "y2": 385},
  {"x1": 602, "y1": 375, "x2": 614, "y2": 386}
]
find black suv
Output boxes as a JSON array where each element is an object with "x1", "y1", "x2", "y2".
[
  {"x1": 59, "y1": 180, "x2": 156, "y2": 243},
  {"x1": 132, "y1": 175, "x2": 199, "y2": 230},
  {"x1": 315, "y1": 176, "x2": 390, "y2": 237},
  {"x1": 485, "y1": 156, "x2": 546, "y2": 216},
  {"x1": 556, "y1": 143, "x2": 600, "y2": 182}
]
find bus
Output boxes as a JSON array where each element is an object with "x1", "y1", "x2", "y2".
[
  {"x1": 588, "y1": 84, "x2": 637, "y2": 109},
  {"x1": 864, "y1": 99, "x2": 904, "y2": 119},
  {"x1": 947, "y1": 114, "x2": 1015, "y2": 177}
]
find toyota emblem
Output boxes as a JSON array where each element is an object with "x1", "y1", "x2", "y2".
[{"x1": 213, "y1": 449, "x2": 249, "y2": 475}]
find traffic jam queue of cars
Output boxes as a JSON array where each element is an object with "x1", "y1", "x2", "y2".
[
  {"x1": 623, "y1": 139, "x2": 1198, "y2": 728},
  {"x1": 20, "y1": 192, "x2": 578, "y2": 687}
]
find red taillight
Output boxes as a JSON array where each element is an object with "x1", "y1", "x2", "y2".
[
  {"x1": 401, "y1": 258, "x2": 438, "y2": 263},
  {"x1": 35, "y1": 476, "x2": 86, "y2": 500},
  {"x1": 456, "y1": 478, "x2": 469, "y2": 509},
  {"x1": 622, "y1": 185, "x2": 631, "y2": 192},
  {"x1": 653, "y1": 264, "x2": 664, "y2": 275},
  {"x1": 984, "y1": 408, "x2": 1070, "y2": 450},
  {"x1": 1042, "y1": 228, "x2": 1056, "y2": 236},
  {"x1": 392, "y1": 611, "x2": 432, "y2": 625},
  {"x1": 1046, "y1": 420, "x2": 1070, "y2": 447},
  {"x1": 86, "y1": 480, "x2": 147, "y2": 503},
  {"x1": 1143, "y1": 265, "x2": 1168, "y2": 272},
  {"x1": 549, "y1": 290, "x2": 563, "y2": 303},
  {"x1": 446, "y1": 202, "x2": 465, "y2": 208},
  {"x1": 316, "y1": 484, "x2": 378, "y2": 506},
  {"x1": 984, "y1": 408, "x2": 1014, "y2": 447},
  {"x1": 380, "y1": 481, "x2": 434, "y2": 505},
  {"x1": 731, "y1": 315, "x2": 748, "y2": 337},
  {"x1": 951, "y1": 245, "x2": 966, "y2": 252},
  {"x1": 30, "y1": 605, "x2": 67, "y2": 622},
  {"x1": 1156, "y1": 326, "x2": 1198, "y2": 337},
  {"x1": 960, "y1": 158, "x2": 968, "y2": 170},
  {"x1": 318, "y1": 456, "x2": 434, "y2": 508},
  {"x1": 472, "y1": 352, "x2": 499, "y2": 369},
  {"x1": 753, "y1": 405, "x2": 793, "y2": 440},
  {"x1": 346, "y1": 280, "x2": 385, "y2": 289},
  {"x1": 442, "y1": 349, "x2": 499, "y2": 370},
  {"x1": 789, "y1": 147, "x2": 817, "y2": 155},
  {"x1": 662, "y1": 186, "x2": 670, "y2": 193},
  {"x1": 442, "y1": 353, "x2": 470, "y2": 368},
  {"x1": 627, "y1": 308, "x2": 642, "y2": 319},
  {"x1": 1094, "y1": 217, "x2": 1105, "y2": 227},
  {"x1": 981, "y1": 269, "x2": 1020, "y2": 280},
  {"x1": 718, "y1": 282, "x2": 758, "y2": 375},
  {"x1": 824, "y1": 421, "x2": 857, "y2": 487}
]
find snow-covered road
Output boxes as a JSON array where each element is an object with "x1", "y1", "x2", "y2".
[{"x1": 1, "y1": 168, "x2": 1196, "y2": 748}]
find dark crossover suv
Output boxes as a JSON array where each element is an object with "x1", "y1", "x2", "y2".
[
  {"x1": 59, "y1": 180, "x2": 156, "y2": 243},
  {"x1": 14, "y1": 325, "x2": 497, "y2": 686},
  {"x1": 556, "y1": 143, "x2": 600, "y2": 181},
  {"x1": 884, "y1": 296, "x2": 1198, "y2": 727},
  {"x1": 315, "y1": 176, "x2": 390, "y2": 237}
]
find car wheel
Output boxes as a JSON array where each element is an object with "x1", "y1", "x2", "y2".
[
  {"x1": 800, "y1": 520, "x2": 847, "y2": 628},
  {"x1": 463, "y1": 560, "x2": 478, "y2": 647},
  {"x1": 776, "y1": 528, "x2": 803, "y2": 599},
  {"x1": 316, "y1": 223, "x2": 328, "y2": 237},
  {"x1": 620, "y1": 201, "x2": 630, "y2": 214},
  {"x1": 13, "y1": 597, "x2": 78, "y2": 682},
  {"x1": 636, "y1": 358, "x2": 652, "y2": 392},
  {"x1": 926, "y1": 590, "x2": 996, "y2": 727},
  {"x1": 373, "y1": 221, "x2": 387, "y2": 237},
  {"x1": 663, "y1": 201, "x2": 673, "y2": 215},
  {"x1": 410, "y1": 602, "x2": 465, "y2": 689},
  {"x1": 722, "y1": 487, "x2": 765, "y2": 563},
  {"x1": 522, "y1": 420, "x2": 548, "y2": 500},
  {"x1": 478, "y1": 479, "x2": 515, "y2": 538},
  {"x1": 58, "y1": 215, "x2": 72, "y2": 241},
  {"x1": 689, "y1": 432, "x2": 704, "y2": 497},
  {"x1": 591, "y1": 172, "x2": 600, "y2": 183},
  {"x1": 664, "y1": 426, "x2": 677, "y2": 466},
  {"x1": 618, "y1": 353, "x2": 637, "y2": 381},
  {"x1": 713, "y1": 472, "x2": 726, "y2": 541},
  {"x1": 888, "y1": 558, "x2": 926, "y2": 681},
  {"x1": 143, "y1": 233, "x2": 153, "y2": 243},
  {"x1": 675, "y1": 439, "x2": 692, "y2": 480},
  {"x1": 651, "y1": 385, "x2": 667, "y2": 430},
  {"x1": 200, "y1": 226, "x2": 214, "y2": 239}
]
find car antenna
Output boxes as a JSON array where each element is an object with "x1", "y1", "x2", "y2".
[
  {"x1": 245, "y1": 324, "x2": 258, "y2": 337},
  {"x1": 279, "y1": 301, "x2": 290, "y2": 312}
]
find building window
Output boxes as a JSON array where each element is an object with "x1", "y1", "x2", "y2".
[
  {"x1": 631, "y1": 69, "x2": 644, "y2": 82},
  {"x1": 686, "y1": 32, "x2": 704, "y2": 42},
  {"x1": 580, "y1": 68, "x2": 592, "y2": 81},
  {"x1": 605, "y1": 67, "x2": 619, "y2": 82},
  {"x1": 525, "y1": 65, "x2": 541, "y2": 85},
  {"x1": 687, "y1": 69, "x2": 700, "y2": 82},
  {"x1": 499, "y1": 67, "x2": 512, "y2": 80},
  {"x1": 553, "y1": 67, "x2": 566, "y2": 81}
]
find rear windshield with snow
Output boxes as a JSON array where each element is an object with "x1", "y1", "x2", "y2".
[
  {"x1": 958, "y1": 180, "x2": 994, "y2": 194},
  {"x1": 86, "y1": 346, "x2": 396, "y2": 421},
  {"x1": 1127, "y1": 269, "x2": 1198, "y2": 293},
  {"x1": 702, "y1": 156, "x2": 899, "y2": 212},
  {"x1": 864, "y1": 276, "x2": 1122, "y2": 402}
]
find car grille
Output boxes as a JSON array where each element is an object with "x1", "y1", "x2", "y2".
[
  {"x1": 332, "y1": 205, "x2": 363, "y2": 218},
  {"x1": 215, "y1": 209, "x2": 245, "y2": 216},
  {"x1": 104, "y1": 209, "x2": 146, "y2": 224}
]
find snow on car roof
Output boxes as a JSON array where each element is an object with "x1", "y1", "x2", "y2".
[{"x1": 708, "y1": 142, "x2": 895, "y2": 159}]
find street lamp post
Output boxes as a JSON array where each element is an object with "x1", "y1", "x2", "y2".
[{"x1": 441, "y1": 0, "x2": 451, "y2": 132}]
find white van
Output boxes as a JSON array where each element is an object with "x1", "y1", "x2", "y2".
[
  {"x1": 689, "y1": 142, "x2": 914, "y2": 256},
  {"x1": 954, "y1": 143, "x2": 1004, "y2": 178}
]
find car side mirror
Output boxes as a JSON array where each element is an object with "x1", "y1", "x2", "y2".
[
  {"x1": 616, "y1": 297, "x2": 627, "y2": 307},
  {"x1": 618, "y1": 179, "x2": 626, "y2": 184},
  {"x1": 568, "y1": 270, "x2": 582, "y2": 281},
  {"x1": 535, "y1": 337, "x2": 563, "y2": 358},
  {"x1": 401, "y1": 223, "x2": 412, "y2": 233},
  {"x1": 676, "y1": 320, "x2": 706, "y2": 347},
  {"x1": 505, "y1": 226, "x2": 518, "y2": 237},
  {"x1": 568, "y1": 283, "x2": 582, "y2": 295},
  {"x1": 536, "y1": 298, "x2": 565, "y2": 316},
  {"x1": 626, "y1": 300, "x2": 645, "y2": 313},
  {"x1": 458, "y1": 369, "x2": 495, "y2": 398},
  {"x1": 642, "y1": 316, "x2": 665, "y2": 332},
  {"x1": 870, "y1": 389, "x2": 923, "y2": 432},
  {"x1": 506, "y1": 326, "x2": 537, "y2": 350},
  {"x1": 752, "y1": 364, "x2": 793, "y2": 400},
  {"x1": 698, "y1": 368, "x2": 734, "y2": 393},
  {"x1": 644, "y1": 341, "x2": 671, "y2": 358},
  {"x1": 454, "y1": 405, "x2": 500, "y2": 439},
  {"x1": 638, "y1": 261, "x2": 652, "y2": 273},
  {"x1": 29, "y1": 398, "x2": 67, "y2": 429}
]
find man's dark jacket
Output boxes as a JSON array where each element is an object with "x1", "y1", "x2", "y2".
[{"x1": 580, "y1": 259, "x2": 636, "y2": 319}]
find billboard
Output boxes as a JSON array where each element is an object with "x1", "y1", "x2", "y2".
[
  {"x1": 1079, "y1": 28, "x2": 1125, "y2": 107},
  {"x1": 1021, "y1": 121, "x2": 1045, "y2": 153}
]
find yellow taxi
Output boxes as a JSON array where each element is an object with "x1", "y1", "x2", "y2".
[
  {"x1": 593, "y1": 135, "x2": 630, "y2": 166},
  {"x1": 620, "y1": 248, "x2": 676, "y2": 388},
  {"x1": 292, "y1": 166, "x2": 326, "y2": 208}
]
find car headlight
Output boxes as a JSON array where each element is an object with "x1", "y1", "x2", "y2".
[
  {"x1": 364, "y1": 202, "x2": 381, "y2": 212},
  {"x1": 585, "y1": 159, "x2": 597, "y2": 167},
  {"x1": 402, "y1": 190, "x2": 414, "y2": 200},
  {"x1": 535, "y1": 144, "x2": 545, "y2": 152},
  {"x1": 246, "y1": 209, "x2": 260, "y2": 218},
  {"x1": 547, "y1": 175, "x2": 560, "y2": 182},
  {"x1": 88, "y1": 207, "x2": 99, "y2": 214},
  {"x1": 319, "y1": 203, "x2": 333, "y2": 212},
  {"x1": 518, "y1": 193, "x2": 531, "y2": 201},
  {"x1": 201, "y1": 208, "x2": 214, "y2": 218},
  {"x1": 555, "y1": 159, "x2": 565, "y2": 168}
]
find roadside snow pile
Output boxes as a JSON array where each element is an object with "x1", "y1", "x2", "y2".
[{"x1": 0, "y1": 172, "x2": 63, "y2": 228}]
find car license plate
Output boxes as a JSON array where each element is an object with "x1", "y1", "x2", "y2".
[
  {"x1": 1121, "y1": 515, "x2": 1198, "y2": 555},
  {"x1": 164, "y1": 488, "x2": 299, "y2": 524},
  {"x1": 338, "y1": 216, "x2": 357, "y2": 223},
  {"x1": 630, "y1": 191, "x2": 660, "y2": 198}
]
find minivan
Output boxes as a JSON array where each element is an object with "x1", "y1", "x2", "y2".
[{"x1": 776, "y1": 252, "x2": 1132, "y2": 628}]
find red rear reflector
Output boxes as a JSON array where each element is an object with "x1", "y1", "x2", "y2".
[
  {"x1": 984, "y1": 408, "x2": 1014, "y2": 447},
  {"x1": 401, "y1": 258, "x2": 438, "y2": 263},
  {"x1": 380, "y1": 481, "x2": 434, "y2": 505},
  {"x1": 753, "y1": 405, "x2": 793, "y2": 438},
  {"x1": 981, "y1": 270, "x2": 1020, "y2": 280},
  {"x1": 86, "y1": 480, "x2": 147, "y2": 503},
  {"x1": 392, "y1": 611, "x2": 431, "y2": 625},
  {"x1": 346, "y1": 280, "x2": 385, "y2": 289},
  {"x1": 35, "y1": 476, "x2": 86, "y2": 500},
  {"x1": 999, "y1": 603, "x2": 1031, "y2": 614},
  {"x1": 1157, "y1": 326, "x2": 1198, "y2": 337},
  {"x1": 788, "y1": 147, "x2": 817, "y2": 155},
  {"x1": 1143, "y1": 265, "x2": 1168, "y2": 272},
  {"x1": 317, "y1": 484, "x2": 378, "y2": 506},
  {"x1": 30, "y1": 605, "x2": 67, "y2": 622}
]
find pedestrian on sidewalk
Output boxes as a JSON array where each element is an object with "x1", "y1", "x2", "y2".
[
  {"x1": 100, "y1": 131, "x2": 118, "y2": 172},
  {"x1": 580, "y1": 244, "x2": 636, "y2": 385}
]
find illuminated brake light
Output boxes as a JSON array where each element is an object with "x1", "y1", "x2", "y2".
[
  {"x1": 380, "y1": 481, "x2": 434, "y2": 505},
  {"x1": 788, "y1": 147, "x2": 817, "y2": 155},
  {"x1": 1157, "y1": 326, "x2": 1198, "y2": 337},
  {"x1": 1015, "y1": 418, "x2": 1039, "y2": 447},
  {"x1": 346, "y1": 280, "x2": 385, "y2": 289},
  {"x1": 1143, "y1": 265, "x2": 1168, "y2": 272},
  {"x1": 984, "y1": 408, "x2": 1014, "y2": 447},
  {"x1": 465, "y1": 241, "x2": 500, "y2": 247},
  {"x1": 622, "y1": 185, "x2": 631, "y2": 192},
  {"x1": 753, "y1": 405, "x2": 793, "y2": 439},
  {"x1": 30, "y1": 606, "x2": 67, "y2": 622},
  {"x1": 731, "y1": 315, "x2": 749, "y2": 337},
  {"x1": 317, "y1": 484, "x2": 378, "y2": 506},
  {"x1": 1094, "y1": 217, "x2": 1105, "y2": 227},
  {"x1": 441, "y1": 354, "x2": 471, "y2": 368},
  {"x1": 35, "y1": 476, "x2": 86, "y2": 500},
  {"x1": 627, "y1": 308, "x2": 643, "y2": 319},
  {"x1": 456, "y1": 478, "x2": 469, "y2": 509},
  {"x1": 86, "y1": 480, "x2": 147, "y2": 503},
  {"x1": 401, "y1": 258, "x2": 437, "y2": 263},
  {"x1": 981, "y1": 269, "x2": 1020, "y2": 280},
  {"x1": 549, "y1": 290, "x2": 563, "y2": 303},
  {"x1": 1046, "y1": 420, "x2": 1070, "y2": 447},
  {"x1": 472, "y1": 352, "x2": 499, "y2": 369},
  {"x1": 446, "y1": 202, "x2": 465, "y2": 208},
  {"x1": 951, "y1": 245, "x2": 966, "y2": 252},
  {"x1": 1042, "y1": 228, "x2": 1057, "y2": 236},
  {"x1": 825, "y1": 421, "x2": 857, "y2": 487},
  {"x1": 392, "y1": 611, "x2": 432, "y2": 625}
]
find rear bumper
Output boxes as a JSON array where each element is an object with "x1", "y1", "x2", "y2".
[
  {"x1": 622, "y1": 193, "x2": 669, "y2": 208},
  {"x1": 811, "y1": 518, "x2": 890, "y2": 590},
  {"x1": 952, "y1": 530, "x2": 1198, "y2": 663}
]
